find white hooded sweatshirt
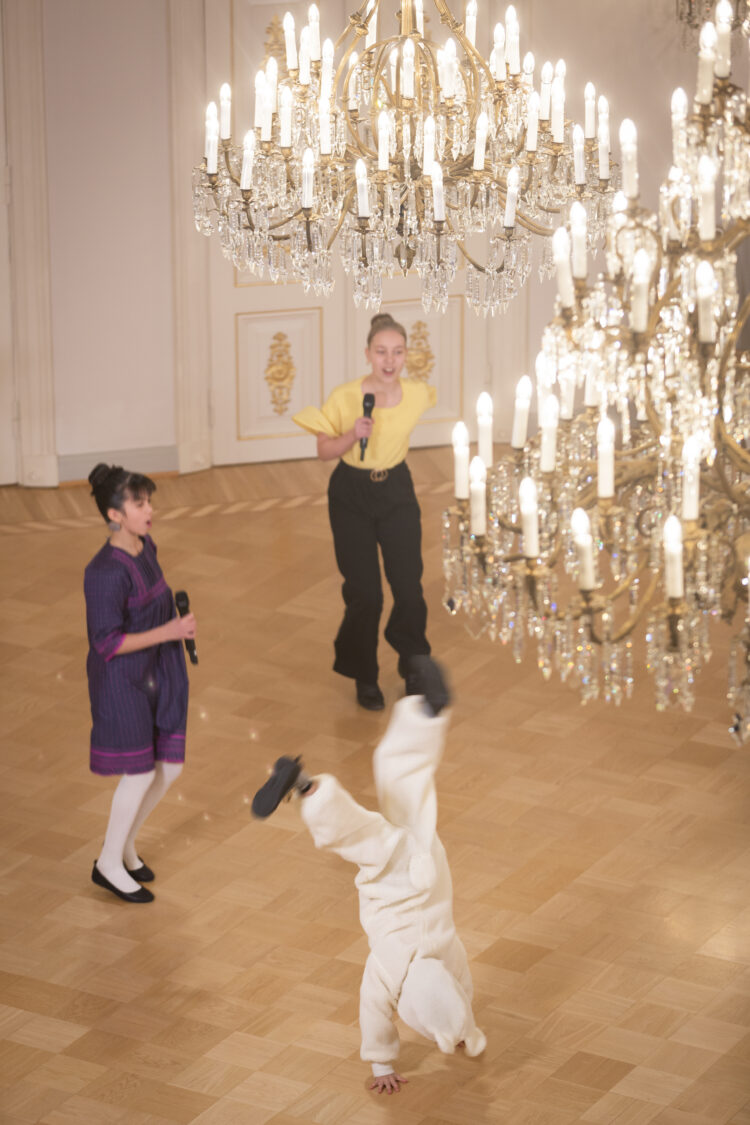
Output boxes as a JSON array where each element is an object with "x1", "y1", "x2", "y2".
[{"x1": 299, "y1": 695, "x2": 486, "y2": 1075}]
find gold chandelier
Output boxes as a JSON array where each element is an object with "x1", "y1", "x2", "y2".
[
  {"x1": 193, "y1": 0, "x2": 618, "y2": 314},
  {"x1": 443, "y1": 1, "x2": 750, "y2": 739}
]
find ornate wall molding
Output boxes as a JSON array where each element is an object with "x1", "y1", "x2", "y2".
[
  {"x1": 2, "y1": 0, "x2": 57, "y2": 486},
  {"x1": 167, "y1": 0, "x2": 213, "y2": 474}
]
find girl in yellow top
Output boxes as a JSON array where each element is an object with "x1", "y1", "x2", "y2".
[{"x1": 294, "y1": 313, "x2": 437, "y2": 710}]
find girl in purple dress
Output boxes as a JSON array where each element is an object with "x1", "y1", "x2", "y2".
[{"x1": 85, "y1": 463, "x2": 195, "y2": 903}]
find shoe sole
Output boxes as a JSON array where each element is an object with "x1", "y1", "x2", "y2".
[{"x1": 252, "y1": 757, "x2": 302, "y2": 818}]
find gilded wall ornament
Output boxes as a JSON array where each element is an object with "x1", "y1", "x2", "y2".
[
  {"x1": 406, "y1": 320, "x2": 435, "y2": 382},
  {"x1": 264, "y1": 332, "x2": 296, "y2": 414},
  {"x1": 264, "y1": 15, "x2": 286, "y2": 67}
]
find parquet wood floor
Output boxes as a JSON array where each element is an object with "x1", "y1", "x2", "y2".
[{"x1": 1, "y1": 448, "x2": 749, "y2": 1125}]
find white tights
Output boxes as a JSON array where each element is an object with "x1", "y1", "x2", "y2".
[{"x1": 97, "y1": 761, "x2": 183, "y2": 893}]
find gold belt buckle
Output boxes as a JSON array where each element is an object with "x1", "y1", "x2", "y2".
[{"x1": 370, "y1": 469, "x2": 388, "y2": 483}]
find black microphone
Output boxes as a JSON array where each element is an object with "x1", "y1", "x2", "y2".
[
  {"x1": 360, "y1": 393, "x2": 375, "y2": 461},
  {"x1": 174, "y1": 590, "x2": 198, "y2": 665}
]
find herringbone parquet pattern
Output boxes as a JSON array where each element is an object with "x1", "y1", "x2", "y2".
[{"x1": 1, "y1": 449, "x2": 749, "y2": 1125}]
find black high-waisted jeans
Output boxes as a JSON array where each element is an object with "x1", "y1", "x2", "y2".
[{"x1": 327, "y1": 460, "x2": 431, "y2": 684}]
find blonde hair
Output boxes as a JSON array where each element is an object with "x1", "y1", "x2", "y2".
[{"x1": 367, "y1": 313, "x2": 407, "y2": 347}]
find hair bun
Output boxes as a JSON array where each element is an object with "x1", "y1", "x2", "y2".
[
  {"x1": 88, "y1": 462, "x2": 113, "y2": 488},
  {"x1": 370, "y1": 313, "x2": 395, "y2": 330}
]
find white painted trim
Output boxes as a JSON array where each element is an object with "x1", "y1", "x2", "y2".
[
  {"x1": 167, "y1": 0, "x2": 213, "y2": 475},
  {"x1": 2, "y1": 0, "x2": 57, "y2": 486}
]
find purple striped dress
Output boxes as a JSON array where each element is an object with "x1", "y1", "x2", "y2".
[{"x1": 84, "y1": 535, "x2": 189, "y2": 776}]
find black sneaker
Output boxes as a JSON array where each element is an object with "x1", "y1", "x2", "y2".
[
  {"x1": 356, "y1": 681, "x2": 385, "y2": 710},
  {"x1": 404, "y1": 655, "x2": 451, "y2": 716},
  {"x1": 252, "y1": 756, "x2": 302, "y2": 818}
]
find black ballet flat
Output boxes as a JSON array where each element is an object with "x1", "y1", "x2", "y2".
[
  {"x1": 252, "y1": 756, "x2": 303, "y2": 819},
  {"x1": 356, "y1": 681, "x2": 385, "y2": 711},
  {"x1": 91, "y1": 862, "x2": 154, "y2": 903},
  {"x1": 126, "y1": 860, "x2": 155, "y2": 882}
]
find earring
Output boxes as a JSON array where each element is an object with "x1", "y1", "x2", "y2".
[{"x1": 108, "y1": 520, "x2": 120, "y2": 532}]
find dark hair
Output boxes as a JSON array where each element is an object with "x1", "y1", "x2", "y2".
[
  {"x1": 367, "y1": 313, "x2": 407, "y2": 347},
  {"x1": 88, "y1": 462, "x2": 156, "y2": 522}
]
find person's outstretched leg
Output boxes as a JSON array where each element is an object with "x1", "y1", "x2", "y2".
[
  {"x1": 122, "y1": 761, "x2": 183, "y2": 873},
  {"x1": 372, "y1": 657, "x2": 451, "y2": 851},
  {"x1": 95, "y1": 771, "x2": 156, "y2": 899}
]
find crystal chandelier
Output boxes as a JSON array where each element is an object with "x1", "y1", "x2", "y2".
[
  {"x1": 676, "y1": 0, "x2": 743, "y2": 30},
  {"x1": 192, "y1": 0, "x2": 619, "y2": 314},
  {"x1": 442, "y1": 2, "x2": 750, "y2": 740}
]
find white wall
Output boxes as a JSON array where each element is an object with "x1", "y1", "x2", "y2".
[
  {"x1": 0, "y1": 4, "x2": 16, "y2": 483},
  {"x1": 42, "y1": 0, "x2": 176, "y2": 480}
]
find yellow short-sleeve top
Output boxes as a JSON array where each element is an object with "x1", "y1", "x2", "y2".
[{"x1": 293, "y1": 378, "x2": 437, "y2": 470}]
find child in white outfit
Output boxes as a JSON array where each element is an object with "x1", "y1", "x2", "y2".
[{"x1": 252, "y1": 657, "x2": 486, "y2": 1092}]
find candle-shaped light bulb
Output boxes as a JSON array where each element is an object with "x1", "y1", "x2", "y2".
[
  {"x1": 307, "y1": 3, "x2": 321, "y2": 61},
  {"x1": 671, "y1": 86, "x2": 688, "y2": 165},
  {"x1": 473, "y1": 110, "x2": 489, "y2": 170},
  {"x1": 553, "y1": 226, "x2": 575, "y2": 308},
  {"x1": 506, "y1": 8, "x2": 520, "y2": 74},
  {"x1": 540, "y1": 60, "x2": 554, "y2": 119},
  {"x1": 452, "y1": 421, "x2": 470, "y2": 499},
  {"x1": 299, "y1": 26, "x2": 311, "y2": 84},
  {"x1": 573, "y1": 123, "x2": 586, "y2": 184},
  {"x1": 366, "y1": 0, "x2": 377, "y2": 47},
  {"x1": 551, "y1": 76, "x2": 565, "y2": 143},
  {"x1": 219, "y1": 83, "x2": 231, "y2": 139},
  {"x1": 631, "y1": 248, "x2": 651, "y2": 333},
  {"x1": 597, "y1": 99, "x2": 610, "y2": 180},
  {"x1": 696, "y1": 259, "x2": 716, "y2": 342},
  {"x1": 477, "y1": 391, "x2": 493, "y2": 468},
  {"x1": 540, "y1": 394, "x2": 559, "y2": 472},
  {"x1": 519, "y1": 477, "x2": 540, "y2": 558},
  {"x1": 431, "y1": 161, "x2": 446, "y2": 221},
  {"x1": 301, "y1": 147, "x2": 314, "y2": 208},
  {"x1": 584, "y1": 81, "x2": 596, "y2": 138},
  {"x1": 570, "y1": 200, "x2": 587, "y2": 279},
  {"x1": 423, "y1": 114, "x2": 435, "y2": 174},
  {"x1": 321, "y1": 38, "x2": 334, "y2": 98},
  {"x1": 319, "y1": 95, "x2": 331, "y2": 154},
  {"x1": 526, "y1": 90, "x2": 540, "y2": 151},
  {"x1": 261, "y1": 79, "x2": 274, "y2": 141},
  {"x1": 571, "y1": 507, "x2": 596, "y2": 589},
  {"x1": 254, "y1": 72, "x2": 266, "y2": 128},
  {"x1": 204, "y1": 101, "x2": 218, "y2": 161},
  {"x1": 555, "y1": 57, "x2": 566, "y2": 82},
  {"x1": 240, "y1": 129, "x2": 255, "y2": 189},
  {"x1": 511, "y1": 374, "x2": 532, "y2": 448},
  {"x1": 597, "y1": 415, "x2": 615, "y2": 498},
  {"x1": 283, "y1": 12, "x2": 298, "y2": 71},
  {"x1": 265, "y1": 57, "x2": 278, "y2": 112},
  {"x1": 415, "y1": 0, "x2": 424, "y2": 35},
  {"x1": 522, "y1": 52, "x2": 535, "y2": 89},
  {"x1": 279, "y1": 87, "x2": 293, "y2": 147},
  {"x1": 355, "y1": 158, "x2": 370, "y2": 217},
  {"x1": 715, "y1": 0, "x2": 733, "y2": 78},
  {"x1": 443, "y1": 38, "x2": 457, "y2": 97},
  {"x1": 698, "y1": 154, "x2": 717, "y2": 241},
  {"x1": 465, "y1": 0, "x2": 477, "y2": 47},
  {"x1": 682, "y1": 435, "x2": 701, "y2": 521},
  {"x1": 504, "y1": 165, "x2": 520, "y2": 227},
  {"x1": 663, "y1": 515, "x2": 684, "y2": 598},
  {"x1": 402, "y1": 38, "x2": 415, "y2": 98},
  {"x1": 491, "y1": 23, "x2": 505, "y2": 80},
  {"x1": 378, "y1": 111, "x2": 390, "y2": 170},
  {"x1": 469, "y1": 456, "x2": 487, "y2": 535},
  {"x1": 619, "y1": 118, "x2": 639, "y2": 199},
  {"x1": 696, "y1": 21, "x2": 717, "y2": 105},
  {"x1": 347, "y1": 52, "x2": 359, "y2": 110}
]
